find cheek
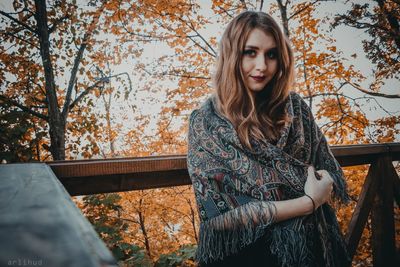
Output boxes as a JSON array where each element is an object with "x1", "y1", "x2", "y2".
[
  {"x1": 241, "y1": 59, "x2": 252, "y2": 74},
  {"x1": 269, "y1": 61, "x2": 278, "y2": 75}
]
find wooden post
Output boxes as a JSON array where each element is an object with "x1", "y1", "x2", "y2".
[{"x1": 371, "y1": 156, "x2": 396, "y2": 267}]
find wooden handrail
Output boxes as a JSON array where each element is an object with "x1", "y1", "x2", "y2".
[
  {"x1": 47, "y1": 143, "x2": 400, "y2": 196},
  {"x1": 46, "y1": 143, "x2": 400, "y2": 266}
]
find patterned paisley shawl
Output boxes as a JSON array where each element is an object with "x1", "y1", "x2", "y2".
[{"x1": 187, "y1": 92, "x2": 351, "y2": 267}]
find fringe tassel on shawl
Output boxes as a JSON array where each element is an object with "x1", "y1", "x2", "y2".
[
  {"x1": 269, "y1": 222, "x2": 314, "y2": 267},
  {"x1": 195, "y1": 201, "x2": 276, "y2": 264},
  {"x1": 197, "y1": 206, "x2": 350, "y2": 267},
  {"x1": 269, "y1": 216, "x2": 350, "y2": 267}
]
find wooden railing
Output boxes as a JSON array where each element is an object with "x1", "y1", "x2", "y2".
[{"x1": 48, "y1": 143, "x2": 400, "y2": 267}]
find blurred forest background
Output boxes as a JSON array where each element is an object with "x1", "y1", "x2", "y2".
[{"x1": 0, "y1": 0, "x2": 399, "y2": 266}]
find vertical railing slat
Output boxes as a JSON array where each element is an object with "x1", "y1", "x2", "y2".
[{"x1": 371, "y1": 156, "x2": 397, "y2": 267}]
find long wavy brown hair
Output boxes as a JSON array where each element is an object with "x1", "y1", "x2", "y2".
[{"x1": 213, "y1": 11, "x2": 294, "y2": 149}]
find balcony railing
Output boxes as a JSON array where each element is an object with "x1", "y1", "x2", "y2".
[{"x1": 48, "y1": 143, "x2": 400, "y2": 266}]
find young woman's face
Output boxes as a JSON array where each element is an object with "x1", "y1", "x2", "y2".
[{"x1": 241, "y1": 28, "x2": 278, "y2": 95}]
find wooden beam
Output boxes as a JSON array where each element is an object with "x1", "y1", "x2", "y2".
[
  {"x1": 333, "y1": 142, "x2": 400, "y2": 166},
  {"x1": 49, "y1": 155, "x2": 190, "y2": 196},
  {"x1": 345, "y1": 160, "x2": 379, "y2": 259},
  {"x1": 49, "y1": 154, "x2": 187, "y2": 177},
  {"x1": 58, "y1": 169, "x2": 190, "y2": 196},
  {"x1": 47, "y1": 143, "x2": 400, "y2": 196}
]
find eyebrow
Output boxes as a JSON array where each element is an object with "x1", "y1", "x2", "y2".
[{"x1": 244, "y1": 46, "x2": 277, "y2": 51}]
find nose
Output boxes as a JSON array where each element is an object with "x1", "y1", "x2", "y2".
[{"x1": 255, "y1": 55, "x2": 267, "y2": 71}]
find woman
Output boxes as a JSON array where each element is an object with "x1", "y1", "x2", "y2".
[{"x1": 187, "y1": 11, "x2": 351, "y2": 267}]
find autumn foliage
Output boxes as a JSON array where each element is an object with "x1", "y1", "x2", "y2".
[{"x1": 1, "y1": 0, "x2": 399, "y2": 266}]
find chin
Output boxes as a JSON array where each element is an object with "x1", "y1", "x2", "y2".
[{"x1": 249, "y1": 86, "x2": 267, "y2": 93}]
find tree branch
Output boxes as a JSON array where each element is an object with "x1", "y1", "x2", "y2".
[
  {"x1": 216, "y1": 6, "x2": 234, "y2": 18},
  {"x1": 376, "y1": 0, "x2": 400, "y2": 50},
  {"x1": 69, "y1": 79, "x2": 107, "y2": 111},
  {"x1": 276, "y1": 0, "x2": 290, "y2": 37},
  {"x1": 142, "y1": 67, "x2": 210, "y2": 80},
  {"x1": 0, "y1": 10, "x2": 37, "y2": 35},
  {"x1": 48, "y1": 14, "x2": 70, "y2": 34},
  {"x1": 334, "y1": 16, "x2": 390, "y2": 32},
  {"x1": 69, "y1": 72, "x2": 132, "y2": 111},
  {"x1": 187, "y1": 35, "x2": 216, "y2": 57},
  {"x1": 0, "y1": 95, "x2": 48, "y2": 121},
  {"x1": 343, "y1": 78, "x2": 400, "y2": 98},
  {"x1": 288, "y1": 0, "x2": 320, "y2": 20},
  {"x1": 239, "y1": 0, "x2": 248, "y2": 10},
  {"x1": 0, "y1": 30, "x2": 38, "y2": 48},
  {"x1": 62, "y1": 32, "x2": 89, "y2": 120},
  {"x1": 62, "y1": 1, "x2": 107, "y2": 120},
  {"x1": 186, "y1": 17, "x2": 217, "y2": 57}
]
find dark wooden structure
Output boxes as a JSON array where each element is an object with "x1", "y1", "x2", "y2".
[
  {"x1": 48, "y1": 143, "x2": 400, "y2": 267},
  {"x1": 1, "y1": 143, "x2": 398, "y2": 266},
  {"x1": 0, "y1": 164, "x2": 117, "y2": 267}
]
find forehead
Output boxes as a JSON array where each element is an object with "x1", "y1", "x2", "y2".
[{"x1": 245, "y1": 28, "x2": 276, "y2": 49}]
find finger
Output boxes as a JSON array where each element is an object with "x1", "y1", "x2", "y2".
[
  {"x1": 316, "y1": 170, "x2": 333, "y2": 182},
  {"x1": 316, "y1": 170, "x2": 328, "y2": 176},
  {"x1": 314, "y1": 169, "x2": 323, "y2": 180},
  {"x1": 308, "y1": 166, "x2": 317, "y2": 180},
  {"x1": 318, "y1": 169, "x2": 330, "y2": 176}
]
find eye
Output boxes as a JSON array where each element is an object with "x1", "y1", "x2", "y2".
[
  {"x1": 266, "y1": 48, "x2": 277, "y2": 59},
  {"x1": 243, "y1": 49, "x2": 256, "y2": 57}
]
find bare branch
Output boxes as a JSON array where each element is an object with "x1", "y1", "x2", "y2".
[{"x1": 343, "y1": 78, "x2": 400, "y2": 99}]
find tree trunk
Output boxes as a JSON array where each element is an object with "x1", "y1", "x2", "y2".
[
  {"x1": 276, "y1": 0, "x2": 290, "y2": 38},
  {"x1": 34, "y1": 0, "x2": 65, "y2": 160},
  {"x1": 49, "y1": 122, "x2": 66, "y2": 161},
  {"x1": 376, "y1": 0, "x2": 400, "y2": 50},
  {"x1": 138, "y1": 198, "x2": 151, "y2": 259},
  {"x1": 138, "y1": 210, "x2": 152, "y2": 259}
]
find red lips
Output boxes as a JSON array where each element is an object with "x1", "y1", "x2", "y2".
[{"x1": 250, "y1": 75, "x2": 266, "y2": 82}]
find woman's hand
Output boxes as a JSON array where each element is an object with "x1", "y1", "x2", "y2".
[{"x1": 304, "y1": 166, "x2": 333, "y2": 211}]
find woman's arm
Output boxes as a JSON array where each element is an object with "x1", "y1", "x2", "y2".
[
  {"x1": 273, "y1": 166, "x2": 333, "y2": 222},
  {"x1": 190, "y1": 164, "x2": 332, "y2": 230},
  {"x1": 273, "y1": 196, "x2": 314, "y2": 221}
]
